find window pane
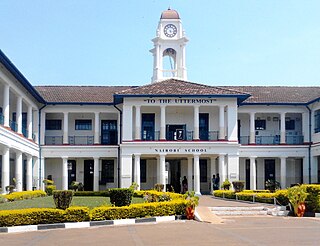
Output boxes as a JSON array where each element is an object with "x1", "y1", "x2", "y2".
[
  {"x1": 46, "y1": 120, "x2": 62, "y2": 130},
  {"x1": 140, "y1": 160, "x2": 147, "y2": 183},
  {"x1": 75, "y1": 120, "x2": 92, "y2": 130},
  {"x1": 101, "y1": 160, "x2": 114, "y2": 183},
  {"x1": 255, "y1": 120, "x2": 266, "y2": 130},
  {"x1": 315, "y1": 110, "x2": 320, "y2": 133},
  {"x1": 200, "y1": 160, "x2": 207, "y2": 182}
]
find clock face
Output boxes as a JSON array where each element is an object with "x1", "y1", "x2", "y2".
[{"x1": 164, "y1": 24, "x2": 177, "y2": 38}]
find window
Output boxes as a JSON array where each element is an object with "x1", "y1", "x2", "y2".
[
  {"x1": 101, "y1": 160, "x2": 114, "y2": 183},
  {"x1": 255, "y1": 120, "x2": 266, "y2": 130},
  {"x1": 315, "y1": 109, "x2": 320, "y2": 133},
  {"x1": 285, "y1": 120, "x2": 295, "y2": 130},
  {"x1": 200, "y1": 160, "x2": 207, "y2": 183},
  {"x1": 140, "y1": 160, "x2": 147, "y2": 183},
  {"x1": 75, "y1": 119, "x2": 92, "y2": 130},
  {"x1": 46, "y1": 119, "x2": 62, "y2": 130}
]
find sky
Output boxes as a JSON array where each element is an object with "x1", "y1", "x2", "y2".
[{"x1": 1, "y1": 0, "x2": 320, "y2": 87}]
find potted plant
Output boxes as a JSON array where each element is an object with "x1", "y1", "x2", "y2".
[
  {"x1": 287, "y1": 185, "x2": 308, "y2": 217},
  {"x1": 184, "y1": 191, "x2": 199, "y2": 220},
  {"x1": 222, "y1": 179, "x2": 231, "y2": 190}
]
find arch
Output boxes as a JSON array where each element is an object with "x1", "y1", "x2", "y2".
[{"x1": 162, "y1": 48, "x2": 177, "y2": 77}]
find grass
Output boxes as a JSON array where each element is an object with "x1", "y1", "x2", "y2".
[{"x1": 0, "y1": 196, "x2": 145, "y2": 210}]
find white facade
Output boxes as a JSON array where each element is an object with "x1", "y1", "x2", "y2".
[{"x1": 1, "y1": 9, "x2": 320, "y2": 194}]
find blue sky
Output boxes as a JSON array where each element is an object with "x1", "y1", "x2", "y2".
[{"x1": 1, "y1": 0, "x2": 320, "y2": 86}]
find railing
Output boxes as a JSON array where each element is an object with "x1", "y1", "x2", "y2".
[
  {"x1": 166, "y1": 131, "x2": 193, "y2": 141},
  {"x1": 45, "y1": 136, "x2": 63, "y2": 145},
  {"x1": 9, "y1": 119, "x2": 17, "y2": 132},
  {"x1": 22, "y1": 127, "x2": 28, "y2": 138},
  {"x1": 69, "y1": 136, "x2": 94, "y2": 145},
  {"x1": 208, "y1": 131, "x2": 219, "y2": 141},
  {"x1": 0, "y1": 113, "x2": 4, "y2": 125},
  {"x1": 286, "y1": 135, "x2": 304, "y2": 145},
  {"x1": 239, "y1": 135, "x2": 304, "y2": 145}
]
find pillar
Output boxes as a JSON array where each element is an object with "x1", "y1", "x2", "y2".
[
  {"x1": 218, "y1": 154, "x2": 226, "y2": 189},
  {"x1": 280, "y1": 157, "x2": 287, "y2": 189},
  {"x1": 134, "y1": 154, "x2": 141, "y2": 190},
  {"x1": 26, "y1": 155, "x2": 32, "y2": 191},
  {"x1": 122, "y1": 105, "x2": 133, "y2": 141},
  {"x1": 33, "y1": 109, "x2": 39, "y2": 143},
  {"x1": 193, "y1": 105, "x2": 199, "y2": 140},
  {"x1": 135, "y1": 106, "x2": 141, "y2": 140},
  {"x1": 62, "y1": 157, "x2": 68, "y2": 190},
  {"x1": 156, "y1": 156, "x2": 160, "y2": 183},
  {"x1": 227, "y1": 154, "x2": 239, "y2": 183},
  {"x1": 94, "y1": 112, "x2": 100, "y2": 144},
  {"x1": 3, "y1": 84, "x2": 10, "y2": 127},
  {"x1": 120, "y1": 154, "x2": 132, "y2": 188},
  {"x1": 1, "y1": 147, "x2": 10, "y2": 194},
  {"x1": 63, "y1": 112, "x2": 69, "y2": 144},
  {"x1": 40, "y1": 111, "x2": 46, "y2": 145},
  {"x1": 27, "y1": 105, "x2": 33, "y2": 139},
  {"x1": 160, "y1": 106, "x2": 166, "y2": 140},
  {"x1": 219, "y1": 106, "x2": 225, "y2": 140},
  {"x1": 249, "y1": 112, "x2": 255, "y2": 144},
  {"x1": 250, "y1": 157, "x2": 257, "y2": 190},
  {"x1": 40, "y1": 157, "x2": 45, "y2": 190},
  {"x1": 16, "y1": 96, "x2": 22, "y2": 134},
  {"x1": 15, "y1": 150, "x2": 23, "y2": 191},
  {"x1": 280, "y1": 112, "x2": 286, "y2": 144},
  {"x1": 227, "y1": 105, "x2": 238, "y2": 141},
  {"x1": 32, "y1": 157, "x2": 39, "y2": 189},
  {"x1": 93, "y1": 157, "x2": 99, "y2": 191},
  {"x1": 159, "y1": 154, "x2": 166, "y2": 191},
  {"x1": 193, "y1": 154, "x2": 201, "y2": 195},
  {"x1": 302, "y1": 112, "x2": 309, "y2": 143},
  {"x1": 187, "y1": 157, "x2": 193, "y2": 191},
  {"x1": 210, "y1": 157, "x2": 216, "y2": 192}
]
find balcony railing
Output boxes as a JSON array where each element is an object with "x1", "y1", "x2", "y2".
[
  {"x1": 0, "y1": 113, "x2": 4, "y2": 125},
  {"x1": 69, "y1": 136, "x2": 94, "y2": 145},
  {"x1": 208, "y1": 131, "x2": 219, "y2": 141},
  {"x1": 9, "y1": 120, "x2": 17, "y2": 132},
  {"x1": 22, "y1": 127, "x2": 28, "y2": 138},
  {"x1": 167, "y1": 131, "x2": 193, "y2": 141},
  {"x1": 239, "y1": 135, "x2": 304, "y2": 145},
  {"x1": 45, "y1": 136, "x2": 63, "y2": 145}
]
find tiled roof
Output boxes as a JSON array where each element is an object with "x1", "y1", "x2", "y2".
[
  {"x1": 115, "y1": 79, "x2": 249, "y2": 97},
  {"x1": 222, "y1": 86, "x2": 320, "y2": 104},
  {"x1": 35, "y1": 86, "x2": 134, "y2": 104}
]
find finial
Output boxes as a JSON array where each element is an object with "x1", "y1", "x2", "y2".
[{"x1": 168, "y1": 6, "x2": 171, "y2": 10}]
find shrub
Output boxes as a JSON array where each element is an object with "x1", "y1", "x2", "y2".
[
  {"x1": 5, "y1": 190, "x2": 46, "y2": 201},
  {"x1": 134, "y1": 190, "x2": 183, "y2": 202},
  {"x1": 265, "y1": 179, "x2": 280, "y2": 192},
  {"x1": 70, "y1": 181, "x2": 84, "y2": 191},
  {"x1": 221, "y1": 179, "x2": 231, "y2": 190},
  {"x1": 91, "y1": 200, "x2": 188, "y2": 221},
  {"x1": 232, "y1": 181, "x2": 245, "y2": 192},
  {"x1": 109, "y1": 188, "x2": 133, "y2": 207},
  {"x1": 53, "y1": 190, "x2": 74, "y2": 210},
  {"x1": 301, "y1": 184, "x2": 320, "y2": 212},
  {"x1": 0, "y1": 195, "x2": 7, "y2": 203},
  {"x1": 45, "y1": 185, "x2": 56, "y2": 196},
  {"x1": 213, "y1": 190, "x2": 236, "y2": 199},
  {"x1": 74, "y1": 190, "x2": 110, "y2": 197},
  {"x1": 288, "y1": 185, "x2": 308, "y2": 216},
  {"x1": 274, "y1": 190, "x2": 289, "y2": 205},
  {"x1": 154, "y1": 183, "x2": 164, "y2": 192},
  {"x1": 242, "y1": 190, "x2": 270, "y2": 193},
  {"x1": 64, "y1": 206, "x2": 90, "y2": 222}
]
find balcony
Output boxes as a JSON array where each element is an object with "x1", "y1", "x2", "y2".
[
  {"x1": 140, "y1": 130, "x2": 219, "y2": 141},
  {"x1": 239, "y1": 135, "x2": 304, "y2": 145},
  {"x1": 9, "y1": 119, "x2": 17, "y2": 132},
  {"x1": 69, "y1": 136, "x2": 94, "y2": 145},
  {"x1": 45, "y1": 136, "x2": 63, "y2": 145},
  {"x1": 0, "y1": 113, "x2": 3, "y2": 125}
]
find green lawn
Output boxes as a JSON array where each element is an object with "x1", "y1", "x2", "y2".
[{"x1": 0, "y1": 196, "x2": 145, "y2": 210}]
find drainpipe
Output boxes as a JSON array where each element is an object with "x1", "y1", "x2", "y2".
[
  {"x1": 306, "y1": 105, "x2": 312, "y2": 184},
  {"x1": 38, "y1": 104, "x2": 46, "y2": 189},
  {"x1": 114, "y1": 103, "x2": 122, "y2": 188}
]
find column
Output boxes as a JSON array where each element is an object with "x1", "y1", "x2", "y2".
[
  {"x1": 120, "y1": 154, "x2": 132, "y2": 188},
  {"x1": 26, "y1": 155, "x2": 33, "y2": 191},
  {"x1": 27, "y1": 105, "x2": 33, "y2": 139},
  {"x1": 32, "y1": 157, "x2": 39, "y2": 190},
  {"x1": 302, "y1": 112, "x2": 309, "y2": 143},
  {"x1": 249, "y1": 112, "x2": 255, "y2": 144},
  {"x1": 1, "y1": 147, "x2": 10, "y2": 194},
  {"x1": 135, "y1": 106, "x2": 141, "y2": 140},
  {"x1": 16, "y1": 96, "x2": 22, "y2": 134},
  {"x1": 187, "y1": 157, "x2": 193, "y2": 191},
  {"x1": 122, "y1": 105, "x2": 133, "y2": 141},
  {"x1": 3, "y1": 84, "x2": 10, "y2": 127},
  {"x1": 33, "y1": 109, "x2": 39, "y2": 143},
  {"x1": 159, "y1": 154, "x2": 166, "y2": 191},
  {"x1": 227, "y1": 105, "x2": 238, "y2": 141},
  {"x1": 156, "y1": 156, "x2": 160, "y2": 183},
  {"x1": 62, "y1": 157, "x2": 68, "y2": 190},
  {"x1": 40, "y1": 111, "x2": 46, "y2": 145},
  {"x1": 15, "y1": 150, "x2": 23, "y2": 191},
  {"x1": 227, "y1": 154, "x2": 239, "y2": 182},
  {"x1": 210, "y1": 157, "x2": 217, "y2": 192},
  {"x1": 193, "y1": 154, "x2": 201, "y2": 195},
  {"x1": 94, "y1": 112, "x2": 100, "y2": 144},
  {"x1": 280, "y1": 112, "x2": 286, "y2": 144},
  {"x1": 218, "y1": 154, "x2": 226, "y2": 189},
  {"x1": 193, "y1": 105, "x2": 199, "y2": 140},
  {"x1": 160, "y1": 106, "x2": 166, "y2": 140},
  {"x1": 134, "y1": 154, "x2": 141, "y2": 190},
  {"x1": 63, "y1": 112, "x2": 69, "y2": 144},
  {"x1": 93, "y1": 157, "x2": 99, "y2": 191},
  {"x1": 280, "y1": 156, "x2": 287, "y2": 189},
  {"x1": 219, "y1": 105, "x2": 225, "y2": 140},
  {"x1": 40, "y1": 157, "x2": 45, "y2": 190},
  {"x1": 250, "y1": 157, "x2": 257, "y2": 190}
]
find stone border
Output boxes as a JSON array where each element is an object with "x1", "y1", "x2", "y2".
[{"x1": 0, "y1": 215, "x2": 186, "y2": 234}]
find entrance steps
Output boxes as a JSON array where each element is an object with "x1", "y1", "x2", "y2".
[{"x1": 210, "y1": 206, "x2": 289, "y2": 216}]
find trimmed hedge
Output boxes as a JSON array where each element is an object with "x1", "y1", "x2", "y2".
[
  {"x1": 74, "y1": 191, "x2": 110, "y2": 197},
  {"x1": 301, "y1": 184, "x2": 320, "y2": 212},
  {"x1": 91, "y1": 200, "x2": 188, "y2": 221},
  {"x1": 5, "y1": 190, "x2": 47, "y2": 201},
  {"x1": 109, "y1": 188, "x2": 133, "y2": 207},
  {"x1": 213, "y1": 190, "x2": 236, "y2": 199},
  {"x1": 53, "y1": 190, "x2": 74, "y2": 210},
  {"x1": 134, "y1": 190, "x2": 184, "y2": 201}
]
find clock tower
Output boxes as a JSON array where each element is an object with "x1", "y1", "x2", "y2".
[{"x1": 150, "y1": 8, "x2": 188, "y2": 83}]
